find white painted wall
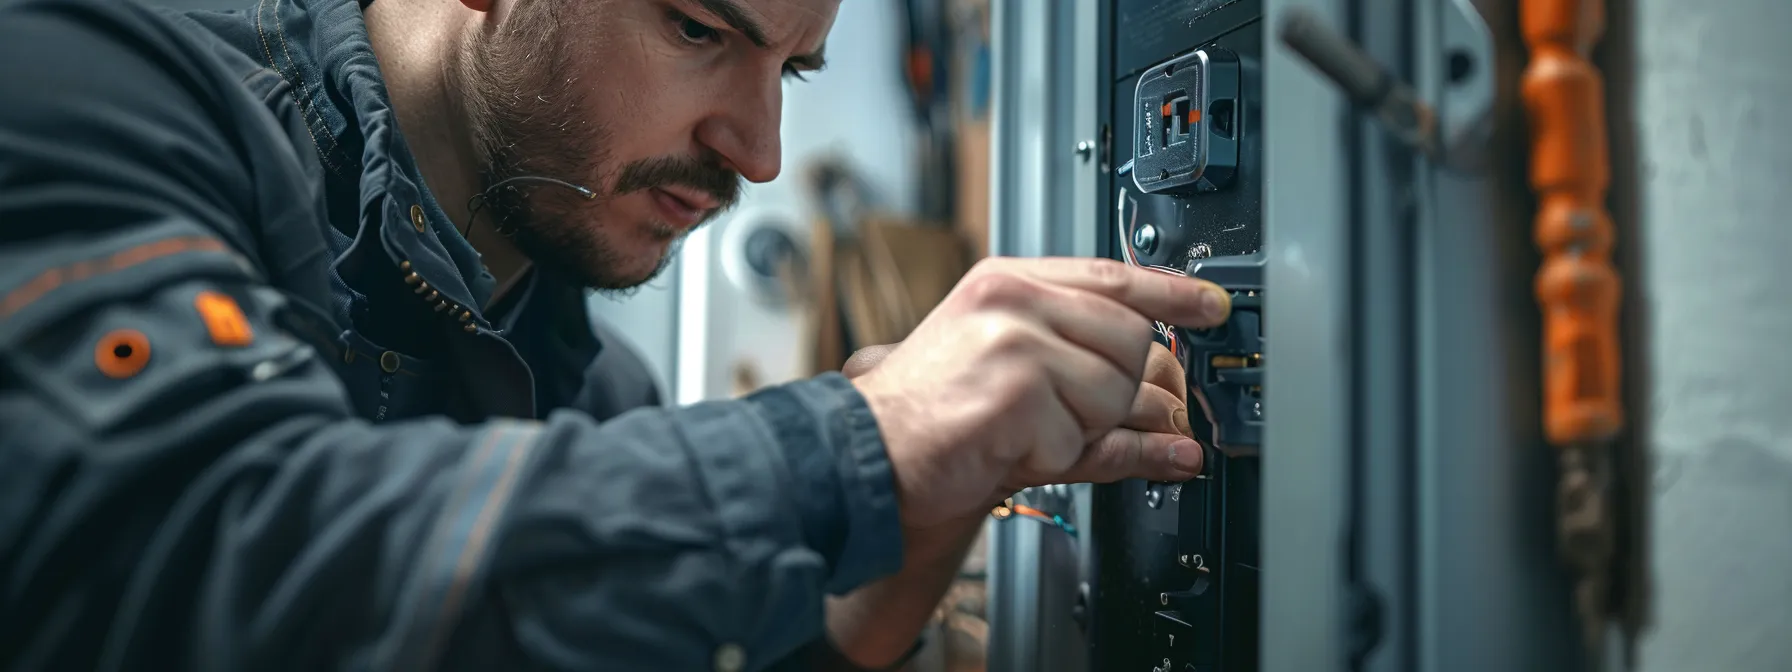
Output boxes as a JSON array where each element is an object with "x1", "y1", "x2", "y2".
[{"x1": 1633, "y1": 0, "x2": 1792, "y2": 669}]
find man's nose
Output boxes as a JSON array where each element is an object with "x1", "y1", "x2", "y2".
[{"x1": 697, "y1": 72, "x2": 783, "y2": 184}]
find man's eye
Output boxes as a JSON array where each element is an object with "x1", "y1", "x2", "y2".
[{"x1": 677, "y1": 16, "x2": 719, "y2": 44}]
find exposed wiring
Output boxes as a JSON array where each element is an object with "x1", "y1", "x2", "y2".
[{"x1": 990, "y1": 501, "x2": 1078, "y2": 539}]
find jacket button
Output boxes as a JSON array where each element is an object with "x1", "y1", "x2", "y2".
[
  {"x1": 713, "y1": 644, "x2": 745, "y2": 672},
  {"x1": 379, "y1": 350, "x2": 401, "y2": 374},
  {"x1": 409, "y1": 204, "x2": 427, "y2": 233}
]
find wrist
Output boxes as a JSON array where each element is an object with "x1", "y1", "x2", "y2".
[
  {"x1": 826, "y1": 515, "x2": 986, "y2": 667},
  {"x1": 902, "y1": 513, "x2": 988, "y2": 564}
]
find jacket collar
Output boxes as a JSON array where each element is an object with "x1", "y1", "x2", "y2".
[{"x1": 255, "y1": 0, "x2": 499, "y2": 320}]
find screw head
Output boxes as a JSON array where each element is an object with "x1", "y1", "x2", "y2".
[
  {"x1": 1074, "y1": 140, "x2": 1094, "y2": 160},
  {"x1": 1132, "y1": 224, "x2": 1159, "y2": 255}
]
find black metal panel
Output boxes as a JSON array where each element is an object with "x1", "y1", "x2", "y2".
[
  {"x1": 1111, "y1": 24, "x2": 1264, "y2": 270},
  {"x1": 1090, "y1": 3, "x2": 1264, "y2": 670},
  {"x1": 1114, "y1": 0, "x2": 1264, "y2": 80}
]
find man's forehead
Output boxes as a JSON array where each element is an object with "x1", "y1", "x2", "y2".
[{"x1": 693, "y1": 0, "x2": 838, "y2": 55}]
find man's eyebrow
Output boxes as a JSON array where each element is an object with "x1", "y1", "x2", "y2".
[
  {"x1": 694, "y1": 0, "x2": 826, "y2": 70},
  {"x1": 696, "y1": 0, "x2": 768, "y2": 48}
]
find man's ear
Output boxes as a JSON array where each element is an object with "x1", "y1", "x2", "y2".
[{"x1": 459, "y1": 0, "x2": 495, "y2": 13}]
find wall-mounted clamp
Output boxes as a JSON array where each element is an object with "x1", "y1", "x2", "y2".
[{"x1": 1277, "y1": 4, "x2": 1495, "y2": 173}]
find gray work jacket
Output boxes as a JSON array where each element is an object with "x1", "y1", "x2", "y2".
[{"x1": 0, "y1": 0, "x2": 904, "y2": 669}]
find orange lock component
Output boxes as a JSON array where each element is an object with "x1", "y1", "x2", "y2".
[{"x1": 1521, "y1": 0, "x2": 1623, "y2": 446}]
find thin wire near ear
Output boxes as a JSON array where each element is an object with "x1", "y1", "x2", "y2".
[{"x1": 463, "y1": 175, "x2": 597, "y2": 238}]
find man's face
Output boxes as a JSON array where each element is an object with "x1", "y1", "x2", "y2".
[{"x1": 460, "y1": 0, "x2": 837, "y2": 290}]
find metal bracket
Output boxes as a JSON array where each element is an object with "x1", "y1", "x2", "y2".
[
  {"x1": 1277, "y1": 1, "x2": 1494, "y2": 174},
  {"x1": 1434, "y1": 0, "x2": 1496, "y2": 173}
]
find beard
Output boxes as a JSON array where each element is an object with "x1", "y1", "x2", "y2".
[{"x1": 457, "y1": 0, "x2": 743, "y2": 291}]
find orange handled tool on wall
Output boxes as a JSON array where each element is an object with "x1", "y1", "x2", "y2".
[
  {"x1": 1524, "y1": 0, "x2": 1623, "y2": 447},
  {"x1": 1521, "y1": 0, "x2": 1626, "y2": 657}
]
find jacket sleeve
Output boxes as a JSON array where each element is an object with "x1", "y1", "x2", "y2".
[{"x1": 0, "y1": 3, "x2": 902, "y2": 672}]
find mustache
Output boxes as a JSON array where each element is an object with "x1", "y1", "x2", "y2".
[{"x1": 613, "y1": 155, "x2": 742, "y2": 210}]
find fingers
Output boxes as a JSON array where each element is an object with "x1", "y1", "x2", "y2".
[
  {"x1": 1142, "y1": 342, "x2": 1188, "y2": 404},
  {"x1": 1127, "y1": 380, "x2": 1194, "y2": 438},
  {"x1": 951, "y1": 269, "x2": 1155, "y2": 383},
  {"x1": 970, "y1": 318, "x2": 1135, "y2": 445},
  {"x1": 979, "y1": 256, "x2": 1232, "y2": 329},
  {"x1": 1058, "y1": 429, "x2": 1205, "y2": 483},
  {"x1": 843, "y1": 343, "x2": 899, "y2": 379},
  {"x1": 1035, "y1": 330, "x2": 1142, "y2": 442},
  {"x1": 1018, "y1": 380, "x2": 1089, "y2": 476}
]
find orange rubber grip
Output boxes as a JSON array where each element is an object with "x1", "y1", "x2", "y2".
[{"x1": 1522, "y1": 0, "x2": 1624, "y2": 445}]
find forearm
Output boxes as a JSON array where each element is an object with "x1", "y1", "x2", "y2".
[{"x1": 824, "y1": 514, "x2": 987, "y2": 668}]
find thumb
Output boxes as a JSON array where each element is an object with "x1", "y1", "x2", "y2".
[
  {"x1": 842, "y1": 343, "x2": 900, "y2": 379},
  {"x1": 1059, "y1": 429, "x2": 1205, "y2": 484}
]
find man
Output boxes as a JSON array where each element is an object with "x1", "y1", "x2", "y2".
[{"x1": 0, "y1": 0, "x2": 1231, "y2": 669}]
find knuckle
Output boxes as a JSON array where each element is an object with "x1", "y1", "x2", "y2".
[
  {"x1": 1145, "y1": 347, "x2": 1187, "y2": 385},
  {"x1": 1083, "y1": 258, "x2": 1132, "y2": 294},
  {"x1": 1134, "y1": 382, "x2": 1176, "y2": 412},
  {"x1": 957, "y1": 270, "x2": 1033, "y2": 309},
  {"x1": 967, "y1": 256, "x2": 1007, "y2": 276},
  {"x1": 977, "y1": 315, "x2": 1038, "y2": 357}
]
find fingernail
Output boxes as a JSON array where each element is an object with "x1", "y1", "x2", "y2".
[
  {"x1": 1169, "y1": 439, "x2": 1204, "y2": 473},
  {"x1": 1172, "y1": 408, "x2": 1194, "y2": 438},
  {"x1": 1201, "y1": 287, "x2": 1232, "y2": 323}
]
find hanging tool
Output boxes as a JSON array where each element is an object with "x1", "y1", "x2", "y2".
[
  {"x1": 1279, "y1": 1, "x2": 1637, "y2": 661},
  {"x1": 1277, "y1": 3, "x2": 1495, "y2": 174},
  {"x1": 1521, "y1": 0, "x2": 1633, "y2": 663},
  {"x1": 1278, "y1": 9, "x2": 1440, "y2": 160}
]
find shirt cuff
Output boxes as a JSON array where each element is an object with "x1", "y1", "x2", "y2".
[{"x1": 744, "y1": 372, "x2": 905, "y2": 594}]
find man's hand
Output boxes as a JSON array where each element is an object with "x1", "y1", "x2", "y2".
[
  {"x1": 845, "y1": 339, "x2": 1199, "y2": 485},
  {"x1": 849, "y1": 256, "x2": 1229, "y2": 529},
  {"x1": 827, "y1": 300, "x2": 1210, "y2": 668}
]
